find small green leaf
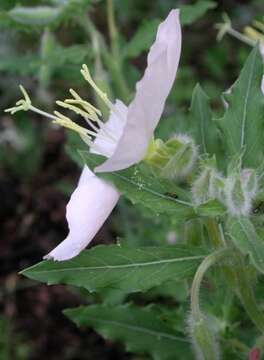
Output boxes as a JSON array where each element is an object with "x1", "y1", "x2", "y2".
[
  {"x1": 189, "y1": 84, "x2": 219, "y2": 155},
  {"x1": 226, "y1": 216, "x2": 264, "y2": 274},
  {"x1": 217, "y1": 46, "x2": 264, "y2": 168},
  {"x1": 195, "y1": 199, "x2": 226, "y2": 217},
  {"x1": 81, "y1": 152, "x2": 195, "y2": 219},
  {"x1": 180, "y1": 1, "x2": 217, "y2": 25},
  {"x1": 21, "y1": 245, "x2": 206, "y2": 296},
  {"x1": 64, "y1": 304, "x2": 190, "y2": 359},
  {"x1": 8, "y1": 6, "x2": 61, "y2": 26}
]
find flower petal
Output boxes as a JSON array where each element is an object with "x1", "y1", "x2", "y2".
[
  {"x1": 96, "y1": 9, "x2": 182, "y2": 172},
  {"x1": 44, "y1": 166, "x2": 120, "y2": 261},
  {"x1": 90, "y1": 99, "x2": 127, "y2": 158}
]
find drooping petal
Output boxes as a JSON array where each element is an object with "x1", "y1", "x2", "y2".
[
  {"x1": 44, "y1": 166, "x2": 120, "y2": 261},
  {"x1": 96, "y1": 9, "x2": 182, "y2": 172},
  {"x1": 90, "y1": 99, "x2": 127, "y2": 158}
]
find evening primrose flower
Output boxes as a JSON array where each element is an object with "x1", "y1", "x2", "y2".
[{"x1": 5, "y1": 9, "x2": 182, "y2": 261}]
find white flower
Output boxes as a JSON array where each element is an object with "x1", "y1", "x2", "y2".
[
  {"x1": 44, "y1": 165, "x2": 120, "y2": 261},
  {"x1": 5, "y1": 9, "x2": 182, "y2": 261},
  {"x1": 96, "y1": 9, "x2": 182, "y2": 172}
]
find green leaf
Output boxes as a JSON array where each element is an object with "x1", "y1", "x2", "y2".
[
  {"x1": 81, "y1": 152, "x2": 195, "y2": 219},
  {"x1": 122, "y1": 2, "x2": 216, "y2": 59},
  {"x1": 0, "y1": 54, "x2": 40, "y2": 75},
  {"x1": 217, "y1": 46, "x2": 264, "y2": 168},
  {"x1": 122, "y1": 19, "x2": 160, "y2": 59},
  {"x1": 195, "y1": 199, "x2": 226, "y2": 217},
  {"x1": 21, "y1": 245, "x2": 206, "y2": 296},
  {"x1": 189, "y1": 84, "x2": 218, "y2": 155},
  {"x1": 8, "y1": 6, "x2": 61, "y2": 26},
  {"x1": 64, "y1": 304, "x2": 190, "y2": 359},
  {"x1": 180, "y1": 1, "x2": 217, "y2": 25},
  {"x1": 226, "y1": 216, "x2": 264, "y2": 274}
]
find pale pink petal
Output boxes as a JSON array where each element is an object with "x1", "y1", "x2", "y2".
[
  {"x1": 44, "y1": 166, "x2": 120, "y2": 261},
  {"x1": 96, "y1": 9, "x2": 182, "y2": 172},
  {"x1": 90, "y1": 99, "x2": 127, "y2": 158},
  {"x1": 261, "y1": 76, "x2": 264, "y2": 95}
]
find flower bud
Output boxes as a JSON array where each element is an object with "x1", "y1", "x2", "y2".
[
  {"x1": 191, "y1": 166, "x2": 224, "y2": 205},
  {"x1": 224, "y1": 168, "x2": 258, "y2": 216},
  {"x1": 145, "y1": 134, "x2": 197, "y2": 180},
  {"x1": 188, "y1": 313, "x2": 220, "y2": 360},
  {"x1": 241, "y1": 169, "x2": 258, "y2": 196}
]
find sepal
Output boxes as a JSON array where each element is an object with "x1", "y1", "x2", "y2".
[
  {"x1": 191, "y1": 158, "x2": 224, "y2": 205},
  {"x1": 224, "y1": 168, "x2": 258, "y2": 216},
  {"x1": 145, "y1": 134, "x2": 198, "y2": 180}
]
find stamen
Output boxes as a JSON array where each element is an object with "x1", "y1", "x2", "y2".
[
  {"x1": 5, "y1": 85, "x2": 58, "y2": 121},
  {"x1": 20, "y1": 85, "x2": 31, "y2": 105},
  {"x1": 69, "y1": 89, "x2": 102, "y2": 117},
  {"x1": 65, "y1": 99, "x2": 100, "y2": 122},
  {"x1": 56, "y1": 100, "x2": 92, "y2": 121},
  {"x1": 5, "y1": 65, "x2": 122, "y2": 154},
  {"x1": 60, "y1": 91, "x2": 117, "y2": 142},
  {"x1": 56, "y1": 98, "x2": 117, "y2": 141},
  {"x1": 244, "y1": 26, "x2": 264, "y2": 42},
  {"x1": 53, "y1": 111, "x2": 90, "y2": 137},
  {"x1": 216, "y1": 14, "x2": 255, "y2": 46},
  {"x1": 53, "y1": 111, "x2": 112, "y2": 144},
  {"x1": 81, "y1": 64, "x2": 126, "y2": 123},
  {"x1": 85, "y1": 118, "x2": 100, "y2": 132},
  {"x1": 81, "y1": 64, "x2": 114, "y2": 110}
]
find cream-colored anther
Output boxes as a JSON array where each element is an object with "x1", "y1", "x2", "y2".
[{"x1": 81, "y1": 64, "x2": 113, "y2": 110}]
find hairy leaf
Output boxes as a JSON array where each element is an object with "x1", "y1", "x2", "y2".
[
  {"x1": 81, "y1": 152, "x2": 195, "y2": 219},
  {"x1": 21, "y1": 245, "x2": 206, "y2": 295},
  {"x1": 64, "y1": 304, "x2": 190, "y2": 359},
  {"x1": 217, "y1": 46, "x2": 264, "y2": 168},
  {"x1": 189, "y1": 84, "x2": 218, "y2": 155},
  {"x1": 226, "y1": 216, "x2": 264, "y2": 274}
]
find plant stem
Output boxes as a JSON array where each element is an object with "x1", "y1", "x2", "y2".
[
  {"x1": 106, "y1": 0, "x2": 130, "y2": 101},
  {"x1": 208, "y1": 219, "x2": 264, "y2": 334},
  {"x1": 107, "y1": 0, "x2": 118, "y2": 55},
  {"x1": 234, "y1": 255, "x2": 264, "y2": 334},
  {"x1": 191, "y1": 248, "x2": 231, "y2": 321},
  {"x1": 190, "y1": 248, "x2": 231, "y2": 360}
]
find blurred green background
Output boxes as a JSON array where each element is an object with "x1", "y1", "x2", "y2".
[{"x1": 0, "y1": 0, "x2": 263, "y2": 359}]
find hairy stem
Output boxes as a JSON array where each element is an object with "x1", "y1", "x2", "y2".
[
  {"x1": 234, "y1": 255, "x2": 264, "y2": 334},
  {"x1": 208, "y1": 219, "x2": 264, "y2": 334},
  {"x1": 191, "y1": 248, "x2": 231, "y2": 320}
]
